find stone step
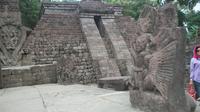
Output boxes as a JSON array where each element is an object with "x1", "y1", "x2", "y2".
[
  {"x1": 102, "y1": 19, "x2": 132, "y2": 60},
  {"x1": 98, "y1": 59, "x2": 121, "y2": 77},
  {"x1": 80, "y1": 18, "x2": 108, "y2": 60},
  {"x1": 97, "y1": 76, "x2": 130, "y2": 91},
  {"x1": 102, "y1": 19, "x2": 134, "y2": 76},
  {"x1": 80, "y1": 18, "x2": 121, "y2": 78}
]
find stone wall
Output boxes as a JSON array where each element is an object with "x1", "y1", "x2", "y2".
[
  {"x1": 43, "y1": 2, "x2": 79, "y2": 15},
  {"x1": 79, "y1": 0, "x2": 114, "y2": 14},
  {"x1": 0, "y1": 0, "x2": 29, "y2": 66},
  {"x1": 1, "y1": 64, "x2": 57, "y2": 88},
  {"x1": 22, "y1": 3, "x2": 97, "y2": 84},
  {"x1": 0, "y1": 0, "x2": 21, "y2": 25}
]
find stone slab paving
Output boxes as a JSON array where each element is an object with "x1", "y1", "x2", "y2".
[
  {"x1": 0, "y1": 84, "x2": 199, "y2": 112},
  {"x1": 0, "y1": 84, "x2": 143, "y2": 112},
  {"x1": 196, "y1": 102, "x2": 200, "y2": 112}
]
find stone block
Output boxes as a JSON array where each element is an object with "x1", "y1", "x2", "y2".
[
  {"x1": 98, "y1": 76, "x2": 130, "y2": 91},
  {"x1": 1, "y1": 64, "x2": 57, "y2": 88}
]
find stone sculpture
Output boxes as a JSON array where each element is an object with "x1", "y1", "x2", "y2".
[
  {"x1": 0, "y1": 0, "x2": 29, "y2": 66},
  {"x1": 56, "y1": 54, "x2": 78, "y2": 84},
  {"x1": 0, "y1": 3, "x2": 195, "y2": 112},
  {"x1": 126, "y1": 3, "x2": 196, "y2": 112}
]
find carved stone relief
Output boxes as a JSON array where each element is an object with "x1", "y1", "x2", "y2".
[
  {"x1": 0, "y1": 1, "x2": 29, "y2": 66},
  {"x1": 0, "y1": 23, "x2": 28, "y2": 66},
  {"x1": 127, "y1": 3, "x2": 195, "y2": 112}
]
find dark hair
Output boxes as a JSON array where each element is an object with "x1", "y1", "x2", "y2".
[{"x1": 196, "y1": 46, "x2": 200, "y2": 52}]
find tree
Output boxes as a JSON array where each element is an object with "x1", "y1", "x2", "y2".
[
  {"x1": 104, "y1": 0, "x2": 200, "y2": 41},
  {"x1": 62, "y1": 0, "x2": 79, "y2": 2},
  {"x1": 103, "y1": 0, "x2": 157, "y2": 20},
  {"x1": 19, "y1": 0, "x2": 41, "y2": 29},
  {"x1": 186, "y1": 11, "x2": 200, "y2": 41},
  {"x1": 176, "y1": 0, "x2": 200, "y2": 40}
]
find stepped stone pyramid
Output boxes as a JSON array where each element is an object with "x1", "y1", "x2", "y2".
[
  {"x1": 0, "y1": 1, "x2": 196, "y2": 112},
  {"x1": 0, "y1": 0, "x2": 134, "y2": 89},
  {"x1": 24, "y1": 0, "x2": 133, "y2": 89}
]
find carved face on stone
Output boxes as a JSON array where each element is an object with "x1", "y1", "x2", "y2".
[
  {"x1": 0, "y1": 25, "x2": 21, "y2": 51},
  {"x1": 139, "y1": 18, "x2": 152, "y2": 33},
  {"x1": 134, "y1": 35, "x2": 150, "y2": 53}
]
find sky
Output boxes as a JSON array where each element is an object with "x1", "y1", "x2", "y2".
[{"x1": 193, "y1": 2, "x2": 200, "y2": 12}]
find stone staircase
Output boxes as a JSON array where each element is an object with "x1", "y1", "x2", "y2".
[
  {"x1": 23, "y1": 13, "x2": 97, "y2": 84},
  {"x1": 25, "y1": 14, "x2": 85, "y2": 64},
  {"x1": 81, "y1": 18, "x2": 133, "y2": 90},
  {"x1": 102, "y1": 19, "x2": 134, "y2": 76},
  {"x1": 80, "y1": 18, "x2": 121, "y2": 78}
]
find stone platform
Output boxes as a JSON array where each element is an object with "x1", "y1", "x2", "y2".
[
  {"x1": 1, "y1": 64, "x2": 57, "y2": 88},
  {"x1": 0, "y1": 84, "x2": 200, "y2": 112},
  {"x1": 0, "y1": 84, "x2": 143, "y2": 112}
]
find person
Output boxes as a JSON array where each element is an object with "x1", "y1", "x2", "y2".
[{"x1": 190, "y1": 45, "x2": 200, "y2": 100}]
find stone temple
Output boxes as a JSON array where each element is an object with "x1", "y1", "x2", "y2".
[
  {"x1": 0, "y1": 0, "x2": 198, "y2": 112},
  {"x1": 0, "y1": 0, "x2": 132, "y2": 89}
]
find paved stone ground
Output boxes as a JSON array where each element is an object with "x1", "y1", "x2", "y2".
[
  {"x1": 0, "y1": 84, "x2": 144, "y2": 112},
  {"x1": 0, "y1": 84, "x2": 199, "y2": 112},
  {"x1": 196, "y1": 101, "x2": 200, "y2": 112}
]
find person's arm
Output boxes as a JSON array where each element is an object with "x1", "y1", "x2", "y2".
[
  {"x1": 190, "y1": 58, "x2": 200, "y2": 79},
  {"x1": 190, "y1": 58, "x2": 195, "y2": 81}
]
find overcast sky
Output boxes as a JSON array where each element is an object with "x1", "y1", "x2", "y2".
[{"x1": 194, "y1": 2, "x2": 200, "y2": 12}]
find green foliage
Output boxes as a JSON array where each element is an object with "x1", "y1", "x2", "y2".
[
  {"x1": 162, "y1": 0, "x2": 200, "y2": 41},
  {"x1": 177, "y1": 10, "x2": 186, "y2": 26},
  {"x1": 62, "y1": 0, "x2": 79, "y2": 2},
  {"x1": 18, "y1": 0, "x2": 199, "y2": 42},
  {"x1": 104, "y1": 0, "x2": 200, "y2": 41},
  {"x1": 103, "y1": 0, "x2": 158, "y2": 20},
  {"x1": 178, "y1": 0, "x2": 199, "y2": 9},
  {"x1": 176, "y1": 0, "x2": 200, "y2": 41},
  {"x1": 19, "y1": 0, "x2": 41, "y2": 29},
  {"x1": 186, "y1": 11, "x2": 200, "y2": 40},
  {"x1": 187, "y1": 11, "x2": 200, "y2": 27}
]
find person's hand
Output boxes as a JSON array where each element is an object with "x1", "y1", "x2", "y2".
[{"x1": 189, "y1": 79, "x2": 193, "y2": 85}]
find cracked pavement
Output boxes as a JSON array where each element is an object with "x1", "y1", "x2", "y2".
[
  {"x1": 0, "y1": 84, "x2": 199, "y2": 112},
  {"x1": 0, "y1": 84, "x2": 143, "y2": 112}
]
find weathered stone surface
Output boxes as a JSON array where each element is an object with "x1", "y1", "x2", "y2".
[
  {"x1": 0, "y1": 0, "x2": 29, "y2": 66},
  {"x1": 1, "y1": 64, "x2": 57, "y2": 88},
  {"x1": 117, "y1": 3, "x2": 194, "y2": 112},
  {"x1": 98, "y1": 76, "x2": 130, "y2": 91},
  {"x1": 0, "y1": 84, "x2": 145, "y2": 112},
  {"x1": 80, "y1": 18, "x2": 122, "y2": 79},
  {"x1": 80, "y1": 12, "x2": 134, "y2": 89},
  {"x1": 0, "y1": 4, "x2": 193, "y2": 112},
  {"x1": 0, "y1": 0, "x2": 128, "y2": 86},
  {"x1": 102, "y1": 19, "x2": 132, "y2": 60},
  {"x1": 0, "y1": 0, "x2": 21, "y2": 25},
  {"x1": 22, "y1": 3, "x2": 97, "y2": 84},
  {"x1": 43, "y1": 2, "x2": 79, "y2": 15},
  {"x1": 80, "y1": 0, "x2": 114, "y2": 14}
]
